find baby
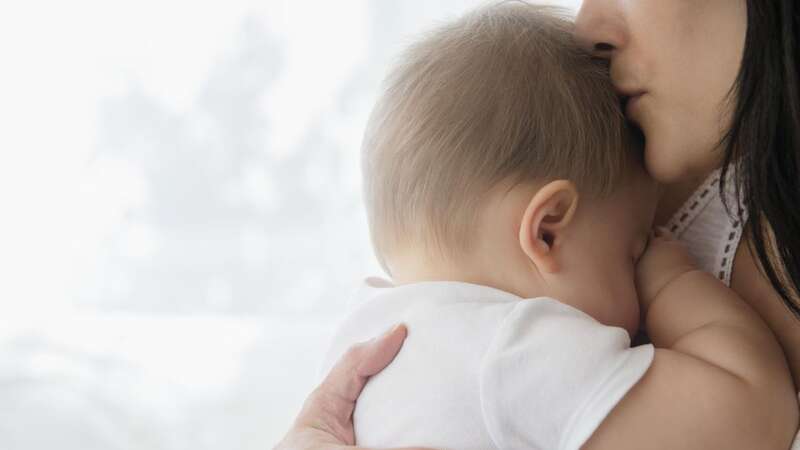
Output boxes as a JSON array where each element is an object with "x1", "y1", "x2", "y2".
[{"x1": 323, "y1": 3, "x2": 796, "y2": 450}]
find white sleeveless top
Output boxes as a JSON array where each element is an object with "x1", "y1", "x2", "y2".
[
  {"x1": 664, "y1": 168, "x2": 747, "y2": 287},
  {"x1": 665, "y1": 169, "x2": 800, "y2": 449}
]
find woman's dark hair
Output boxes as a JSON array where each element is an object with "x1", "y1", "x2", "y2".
[{"x1": 721, "y1": 0, "x2": 800, "y2": 317}]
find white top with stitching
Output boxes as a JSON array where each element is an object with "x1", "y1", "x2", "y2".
[{"x1": 664, "y1": 167, "x2": 748, "y2": 287}]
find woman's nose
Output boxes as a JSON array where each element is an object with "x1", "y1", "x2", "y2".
[{"x1": 574, "y1": 0, "x2": 626, "y2": 59}]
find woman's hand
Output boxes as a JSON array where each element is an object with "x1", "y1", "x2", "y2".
[{"x1": 274, "y1": 324, "x2": 432, "y2": 450}]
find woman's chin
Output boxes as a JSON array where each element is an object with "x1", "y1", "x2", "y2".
[
  {"x1": 640, "y1": 120, "x2": 725, "y2": 185},
  {"x1": 642, "y1": 134, "x2": 720, "y2": 185},
  {"x1": 642, "y1": 148, "x2": 688, "y2": 184}
]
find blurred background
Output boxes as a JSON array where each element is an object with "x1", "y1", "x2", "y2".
[{"x1": 0, "y1": 0, "x2": 579, "y2": 447}]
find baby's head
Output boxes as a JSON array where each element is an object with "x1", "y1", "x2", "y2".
[{"x1": 362, "y1": 2, "x2": 658, "y2": 335}]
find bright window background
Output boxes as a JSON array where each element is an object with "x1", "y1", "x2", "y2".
[{"x1": 0, "y1": 0, "x2": 579, "y2": 447}]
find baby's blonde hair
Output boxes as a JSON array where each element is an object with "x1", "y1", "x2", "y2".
[{"x1": 362, "y1": 2, "x2": 636, "y2": 270}]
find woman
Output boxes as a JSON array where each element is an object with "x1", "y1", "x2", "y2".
[{"x1": 275, "y1": 0, "x2": 800, "y2": 448}]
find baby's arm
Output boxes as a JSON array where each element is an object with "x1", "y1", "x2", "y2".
[{"x1": 584, "y1": 231, "x2": 798, "y2": 450}]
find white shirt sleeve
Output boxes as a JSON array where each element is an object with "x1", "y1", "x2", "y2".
[{"x1": 479, "y1": 298, "x2": 654, "y2": 450}]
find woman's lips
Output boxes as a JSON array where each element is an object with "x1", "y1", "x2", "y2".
[{"x1": 616, "y1": 85, "x2": 646, "y2": 109}]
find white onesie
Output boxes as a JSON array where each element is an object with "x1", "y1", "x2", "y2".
[{"x1": 323, "y1": 278, "x2": 654, "y2": 450}]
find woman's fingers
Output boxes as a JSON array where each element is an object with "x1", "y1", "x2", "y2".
[
  {"x1": 357, "y1": 323, "x2": 408, "y2": 377},
  {"x1": 321, "y1": 323, "x2": 407, "y2": 406},
  {"x1": 274, "y1": 324, "x2": 435, "y2": 450},
  {"x1": 278, "y1": 324, "x2": 409, "y2": 448}
]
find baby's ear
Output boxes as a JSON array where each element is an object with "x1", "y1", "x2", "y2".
[{"x1": 518, "y1": 180, "x2": 579, "y2": 273}]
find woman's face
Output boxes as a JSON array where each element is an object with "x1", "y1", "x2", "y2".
[{"x1": 575, "y1": 0, "x2": 748, "y2": 183}]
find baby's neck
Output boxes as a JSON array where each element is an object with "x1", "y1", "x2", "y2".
[
  {"x1": 387, "y1": 249, "x2": 544, "y2": 300},
  {"x1": 390, "y1": 253, "x2": 484, "y2": 286}
]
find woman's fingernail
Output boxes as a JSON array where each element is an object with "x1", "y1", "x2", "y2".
[
  {"x1": 385, "y1": 323, "x2": 404, "y2": 336},
  {"x1": 382, "y1": 323, "x2": 403, "y2": 337}
]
